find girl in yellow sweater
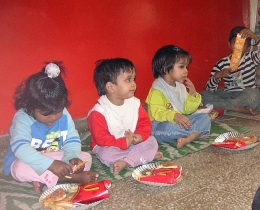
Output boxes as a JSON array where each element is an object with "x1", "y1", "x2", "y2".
[{"x1": 145, "y1": 45, "x2": 211, "y2": 148}]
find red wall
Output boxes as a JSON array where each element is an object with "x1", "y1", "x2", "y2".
[{"x1": 0, "y1": 0, "x2": 249, "y2": 134}]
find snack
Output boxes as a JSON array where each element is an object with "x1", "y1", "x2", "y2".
[
  {"x1": 230, "y1": 33, "x2": 246, "y2": 72},
  {"x1": 211, "y1": 139, "x2": 246, "y2": 149},
  {"x1": 42, "y1": 188, "x2": 73, "y2": 209},
  {"x1": 212, "y1": 134, "x2": 258, "y2": 149},
  {"x1": 156, "y1": 161, "x2": 178, "y2": 169},
  {"x1": 50, "y1": 197, "x2": 73, "y2": 209},
  {"x1": 135, "y1": 162, "x2": 184, "y2": 184},
  {"x1": 228, "y1": 134, "x2": 257, "y2": 145},
  {"x1": 41, "y1": 180, "x2": 111, "y2": 209},
  {"x1": 72, "y1": 160, "x2": 88, "y2": 173},
  {"x1": 139, "y1": 168, "x2": 181, "y2": 184},
  {"x1": 65, "y1": 159, "x2": 88, "y2": 179},
  {"x1": 44, "y1": 188, "x2": 67, "y2": 202},
  {"x1": 208, "y1": 108, "x2": 224, "y2": 120}
]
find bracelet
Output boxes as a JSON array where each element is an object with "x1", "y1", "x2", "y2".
[{"x1": 252, "y1": 37, "x2": 260, "y2": 46}]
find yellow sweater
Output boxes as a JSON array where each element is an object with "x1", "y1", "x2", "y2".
[{"x1": 145, "y1": 88, "x2": 202, "y2": 123}]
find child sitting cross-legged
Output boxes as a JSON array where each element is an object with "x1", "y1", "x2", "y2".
[
  {"x1": 87, "y1": 58, "x2": 163, "y2": 175},
  {"x1": 3, "y1": 61, "x2": 98, "y2": 194},
  {"x1": 145, "y1": 45, "x2": 211, "y2": 148},
  {"x1": 201, "y1": 26, "x2": 260, "y2": 114}
]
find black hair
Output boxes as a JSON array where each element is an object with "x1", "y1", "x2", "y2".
[
  {"x1": 93, "y1": 58, "x2": 136, "y2": 96},
  {"x1": 152, "y1": 45, "x2": 192, "y2": 78},
  {"x1": 229, "y1": 26, "x2": 251, "y2": 46},
  {"x1": 14, "y1": 61, "x2": 71, "y2": 117}
]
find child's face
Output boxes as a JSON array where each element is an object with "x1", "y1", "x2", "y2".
[
  {"x1": 164, "y1": 58, "x2": 189, "y2": 86},
  {"x1": 34, "y1": 109, "x2": 63, "y2": 126},
  {"x1": 112, "y1": 70, "x2": 136, "y2": 100},
  {"x1": 229, "y1": 37, "x2": 250, "y2": 55}
]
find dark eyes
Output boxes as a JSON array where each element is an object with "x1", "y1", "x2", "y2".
[
  {"x1": 126, "y1": 78, "x2": 135, "y2": 82},
  {"x1": 179, "y1": 65, "x2": 188, "y2": 69}
]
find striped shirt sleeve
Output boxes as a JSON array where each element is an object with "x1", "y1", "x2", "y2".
[{"x1": 205, "y1": 45, "x2": 260, "y2": 92}]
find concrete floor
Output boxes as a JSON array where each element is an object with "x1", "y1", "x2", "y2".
[
  {"x1": 1, "y1": 115, "x2": 260, "y2": 209},
  {"x1": 89, "y1": 115, "x2": 260, "y2": 210}
]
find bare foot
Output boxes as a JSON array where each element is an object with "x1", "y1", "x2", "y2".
[
  {"x1": 229, "y1": 106, "x2": 254, "y2": 115},
  {"x1": 31, "y1": 181, "x2": 45, "y2": 194},
  {"x1": 177, "y1": 137, "x2": 192, "y2": 148},
  {"x1": 79, "y1": 171, "x2": 99, "y2": 183},
  {"x1": 59, "y1": 171, "x2": 99, "y2": 183},
  {"x1": 153, "y1": 151, "x2": 163, "y2": 160},
  {"x1": 177, "y1": 132, "x2": 201, "y2": 148},
  {"x1": 113, "y1": 161, "x2": 129, "y2": 175}
]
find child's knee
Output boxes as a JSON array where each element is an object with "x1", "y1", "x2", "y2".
[
  {"x1": 10, "y1": 160, "x2": 25, "y2": 181},
  {"x1": 10, "y1": 161, "x2": 18, "y2": 177},
  {"x1": 80, "y1": 152, "x2": 92, "y2": 168}
]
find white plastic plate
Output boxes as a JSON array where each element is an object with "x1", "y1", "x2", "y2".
[{"x1": 212, "y1": 132, "x2": 259, "y2": 151}]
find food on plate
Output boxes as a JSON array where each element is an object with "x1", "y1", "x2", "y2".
[
  {"x1": 50, "y1": 197, "x2": 73, "y2": 209},
  {"x1": 134, "y1": 162, "x2": 185, "y2": 184},
  {"x1": 156, "y1": 161, "x2": 178, "y2": 169},
  {"x1": 208, "y1": 108, "x2": 224, "y2": 120},
  {"x1": 197, "y1": 106, "x2": 207, "y2": 109},
  {"x1": 66, "y1": 185, "x2": 79, "y2": 198},
  {"x1": 138, "y1": 168, "x2": 182, "y2": 184},
  {"x1": 42, "y1": 188, "x2": 73, "y2": 209},
  {"x1": 212, "y1": 133, "x2": 258, "y2": 149},
  {"x1": 44, "y1": 188, "x2": 67, "y2": 202},
  {"x1": 228, "y1": 134, "x2": 257, "y2": 145},
  {"x1": 40, "y1": 180, "x2": 112, "y2": 210}
]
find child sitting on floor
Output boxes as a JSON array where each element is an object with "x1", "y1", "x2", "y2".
[
  {"x1": 87, "y1": 58, "x2": 163, "y2": 175},
  {"x1": 3, "y1": 61, "x2": 98, "y2": 194},
  {"x1": 145, "y1": 45, "x2": 211, "y2": 148},
  {"x1": 200, "y1": 26, "x2": 260, "y2": 115}
]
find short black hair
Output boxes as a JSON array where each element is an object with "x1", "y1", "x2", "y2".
[
  {"x1": 229, "y1": 26, "x2": 251, "y2": 46},
  {"x1": 14, "y1": 61, "x2": 70, "y2": 117},
  {"x1": 93, "y1": 58, "x2": 135, "y2": 96},
  {"x1": 152, "y1": 45, "x2": 192, "y2": 78}
]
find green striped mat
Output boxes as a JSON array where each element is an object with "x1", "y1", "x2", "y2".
[
  {"x1": 81, "y1": 121, "x2": 250, "y2": 182},
  {"x1": 0, "y1": 121, "x2": 250, "y2": 209}
]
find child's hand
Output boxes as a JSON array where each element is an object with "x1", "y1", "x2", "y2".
[
  {"x1": 69, "y1": 158, "x2": 85, "y2": 173},
  {"x1": 239, "y1": 28, "x2": 259, "y2": 42},
  {"x1": 124, "y1": 129, "x2": 134, "y2": 148},
  {"x1": 174, "y1": 113, "x2": 192, "y2": 129},
  {"x1": 48, "y1": 160, "x2": 72, "y2": 178},
  {"x1": 215, "y1": 68, "x2": 231, "y2": 79},
  {"x1": 184, "y1": 78, "x2": 196, "y2": 97},
  {"x1": 133, "y1": 134, "x2": 142, "y2": 145}
]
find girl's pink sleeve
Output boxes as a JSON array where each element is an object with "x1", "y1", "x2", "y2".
[
  {"x1": 134, "y1": 105, "x2": 152, "y2": 141},
  {"x1": 87, "y1": 111, "x2": 127, "y2": 150}
]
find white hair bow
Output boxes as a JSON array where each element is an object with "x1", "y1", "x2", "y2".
[{"x1": 45, "y1": 63, "x2": 60, "y2": 78}]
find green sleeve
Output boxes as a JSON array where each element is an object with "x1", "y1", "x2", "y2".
[{"x1": 183, "y1": 92, "x2": 202, "y2": 114}]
